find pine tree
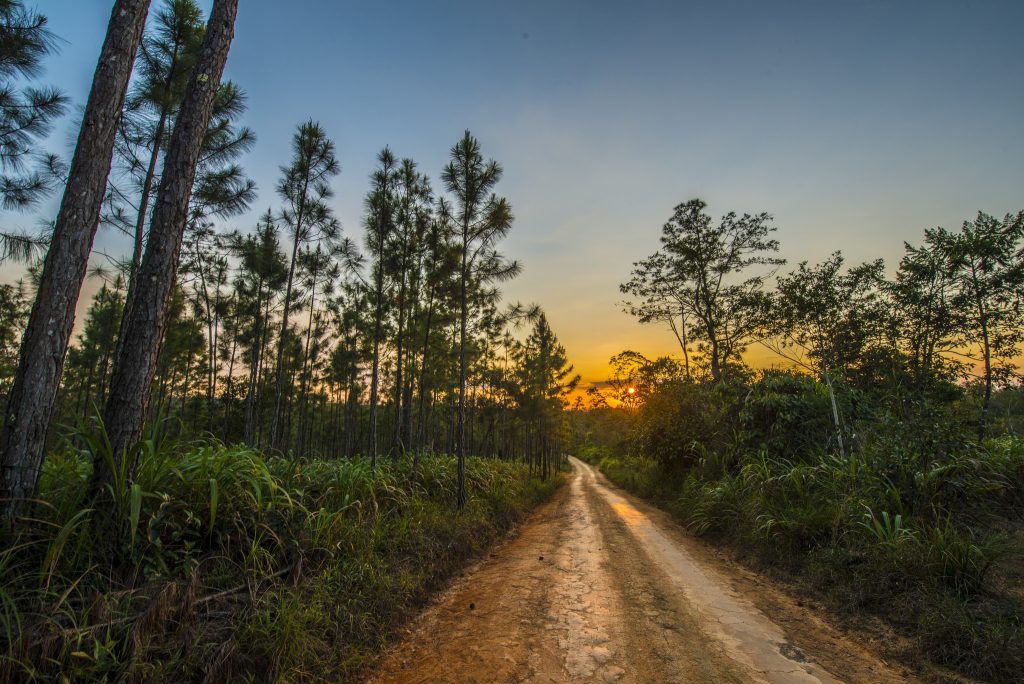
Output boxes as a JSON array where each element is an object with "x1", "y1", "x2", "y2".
[
  {"x1": 269, "y1": 121, "x2": 339, "y2": 451},
  {"x1": 0, "y1": 0, "x2": 152, "y2": 520},
  {"x1": 99, "y1": 0, "x2": 240, "y2": 485},
  {"x1": 441, "y1": 131, "x2": 516, "y2": 510},
  {"x1": 0, "y1": 0, "x2": 68, "y2": 262}
]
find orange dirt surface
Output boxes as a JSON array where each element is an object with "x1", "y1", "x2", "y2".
[{"x1": 366, "y1": 458, "x2": 917, "y2": 684}]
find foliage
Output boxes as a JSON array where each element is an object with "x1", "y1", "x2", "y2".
[
  {"x1": 586, "y1": 377, "x2": 1024, "y2": 682},
  {"x1": 0, "y1": 432, "x2": 560, "y2": 681},
  {"x1": 0, "y1": 0, "x2": 67, "y2": 262},
  {"x1": 621, "y1": 199, "x2": 784, "y2": 382},
  {"x1": 738, "y1": 371, "x2": 834, "y2": 461}
]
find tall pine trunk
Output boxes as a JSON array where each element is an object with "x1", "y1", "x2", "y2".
[
  {"x1": 296, "y1": 267, "x2": 319, "y2": 455},
  {"x1": 244, "y1": 286, "x2": 269, "y2": 443},
  {"x1": 98, "y1": 0, "x2": 239, "y2": 483},
  {"x1": 269, "y1": 212, "x2": 304, "y2": 450},
  {"x1": 130, "y1": 111, "x2": 167, "y2": 280},
  {"x1": 457, "y1": 235, "x2": 468, "y2": 510},
  {"x1": 0, "y1": 0, "x2": 152, "y2": 520},
  {"x1": 391, "y1": 269, "x2": 407, "y2": 455},
  {"x1": 368, "y1": 228, "x2": 387, "y2": 470}
]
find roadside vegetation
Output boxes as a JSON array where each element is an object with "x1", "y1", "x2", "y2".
[
  {"x1": 0, "y1": 1, "x2": 577, "y2": 680},
  {"x1": 0, "y1": 432, "x2": 561, "y2": 680},
  {"x1": 575, "y1": 201, "x2": 1024, "y2": 683}
]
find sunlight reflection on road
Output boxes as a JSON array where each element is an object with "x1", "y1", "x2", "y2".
[{"x1": 610, "y1": 501, "x2": 645, "y2": 524}]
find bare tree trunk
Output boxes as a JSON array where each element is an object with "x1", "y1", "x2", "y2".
[
  {"x1": 222, "y1": 313, "x2": 238, "y2": 438},
  {"x1": 457, "y1": 238, "x2": 468, "y2": 511},
  {"x1": 254, "y1": 298, "x2": 273, "y2": 446},
  {"x1": 823, "y1": 370, "x2": 846, "y2": 459},
  {"x1": 679, "y1": 309, "x2": 690, "y2": 380},
  {"x1": 0, "y1": 0, "x2": 152, "y2": 520},
  {"x1": 129, "y1": 110, "x2": 167, "y2": 280},
  {"x1": 98, "y1": 0, "x2": 239, "y2": 484},
  {"x1": 128, "y1": 24, "x2": 191, "y2": 284},
  {"x1": 391, "y1": 272, "x2": 407, "y2": 456},
  {"x1": 269, "y1": 222, "x2": 303, "y2": 450},
  {"x1": 414, "y1": 279, "x2": 437, "y2": 456},
  {"x1": 244, "y1": 286, "x2": 268, "y2": 443},
  {"x1": 195, "y1": 252, "x2": 218, "y2": 433},
  {"x1": 368, "y1": 227, "x2": 387, "y2": 470},
  {"x1": 975, "y1": 294, "x2": 992, "y2": 442}
]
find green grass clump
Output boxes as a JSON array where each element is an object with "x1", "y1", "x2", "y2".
[
  {"x1": 0, "y1": 432, "x2": 561, "y2": 682},
  {"x1": 595, "y1": 431, "x2": 1024, "y2": 682}
]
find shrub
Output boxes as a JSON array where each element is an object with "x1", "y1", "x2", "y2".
[{"x1": 739, "y1": 371, "x2": 833, "y2": 461}]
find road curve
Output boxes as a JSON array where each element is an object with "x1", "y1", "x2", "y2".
[{"x1": 368, "y1": 457, "x2": 911, "y2": 684}]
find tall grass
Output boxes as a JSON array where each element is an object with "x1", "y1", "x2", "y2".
[
  {"x1": 596, "y1": 433, "x2": 1024, "y2": 682},
  {"x1": 0, "y1": 427, "x2": 561, "y2": 682}
]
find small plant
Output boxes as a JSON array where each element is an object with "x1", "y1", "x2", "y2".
[{"x1": 860, "y1": 508, "x2": 918, "y2": 549}]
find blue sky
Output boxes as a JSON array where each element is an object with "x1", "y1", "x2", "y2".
[{"x1": 18, "y1": 0, "x2": 1024, "y2": 381}]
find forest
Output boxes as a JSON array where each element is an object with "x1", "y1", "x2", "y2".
[
  {"x1": 0, "y1": 1, "x2": 575, "y2": 679},
  {"x1": 575, "y1": 199, "x2": 1024, "y2": 681},
  {"x1": 1, "y1": 0, "x2": 1022, "y2": 682}
]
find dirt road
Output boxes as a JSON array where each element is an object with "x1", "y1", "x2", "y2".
[{"x1": 369, "y1": 457, "x2": 912, "y2": 683}]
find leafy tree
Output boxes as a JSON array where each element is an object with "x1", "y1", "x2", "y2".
[
  {"x1": 891, "y1": 234, "x2": 962, "y2": 385},
  {"x1": 767, "y1": 253, "x2": 889, "y2": 456},
  {"x1": 622, "y1": 199, "x2": 784, "y2": 382},
  {"x1": 606, "y1": 350, "x2": 684, "y2": 407},
  {"x1": 620, "y1": 251, "x2": 693, "y2": 378},
  {"x1": 945, "y1": 211, "x2": 1024, "y2": 438}
]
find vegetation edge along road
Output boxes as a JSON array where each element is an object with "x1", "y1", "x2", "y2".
[
  {"x1": 0, "y1": 441, "x2": 563, "y2": 681},
  {"x1": 577, "y1": 440, "x2": 1023, "y2": 684}
]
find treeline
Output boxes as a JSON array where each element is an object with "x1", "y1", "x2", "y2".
[
  {"x1": 0, "y1": 0, "x2": 579, "y2": 521},
  {"x1": 583, "y1": 199, "x2": 1024, "y2": 682},
  {"x1": 618, "y1": 198, "x2": 1024, "y2": 443},
  {"x1": 0, "y1": 1, "x2": 575, "y2": 679}
]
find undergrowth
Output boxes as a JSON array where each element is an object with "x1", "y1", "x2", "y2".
[
  {"x1": 0, "y1": 429, "x2": 561, "y2": 682},
  {"x1": 582, "y1": 377, "x2": 1024, "y2": 683}
]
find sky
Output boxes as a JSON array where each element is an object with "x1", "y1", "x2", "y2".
[{"x1": 12, "y1": 0, "x2": 1024, "y2": 386}]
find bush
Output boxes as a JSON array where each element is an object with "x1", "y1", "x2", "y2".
[
  {"x1": 738, "y1": 371, "x2": 833, "y2": 460},
  {"x1": 631, "y1": 380, "x2": 733, "y2": 473}
]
